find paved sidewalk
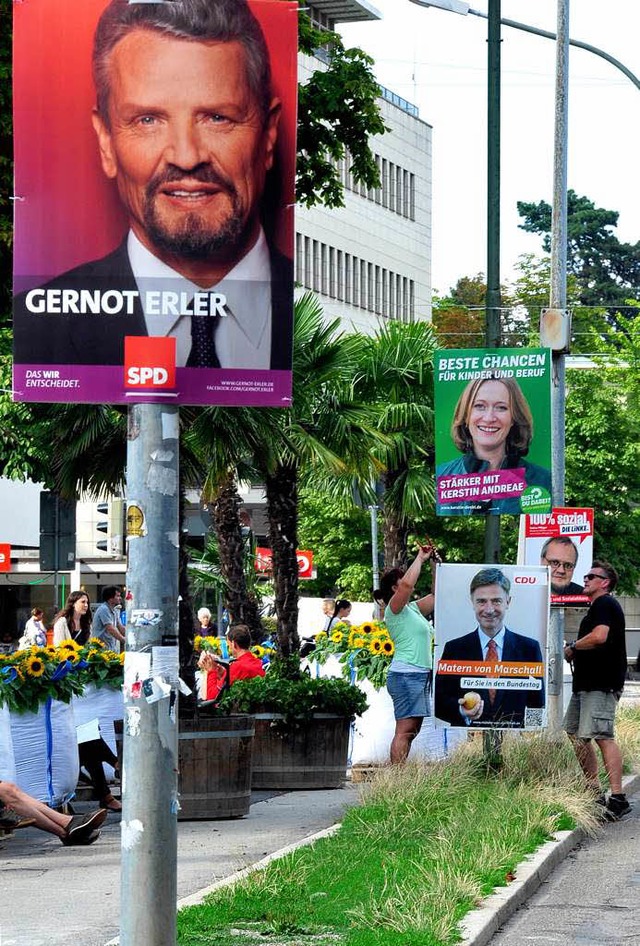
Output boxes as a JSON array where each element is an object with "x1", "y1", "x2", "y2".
[
  {"x1": 460, "y1": 774, "x2": 640, "y2": 946},
  {"x1": 0, "y1": 785, "x2": 360, "y2": 946},
  {"x1": 487, "y1": 780, "x2": 640, "y2": 946}
]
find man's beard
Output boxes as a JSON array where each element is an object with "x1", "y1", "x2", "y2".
[{"x1": 142, "y1": 168, "x2": 247, "y2": 261}]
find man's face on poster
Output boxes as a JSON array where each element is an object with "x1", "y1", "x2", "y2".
[
  {"x1": 92, "y1": 31, "x2": 280, "y2": 271},
  {"x1": 541, "y1": 540, "x2": 578, "y2": 592},
  {"x1": 470, "y1": 582, "x2": 510, "y2": 637}
]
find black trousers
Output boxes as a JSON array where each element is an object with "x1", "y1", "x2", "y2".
[{"x1": 79, "y1": 737, "x2": 118, "y2": 801}]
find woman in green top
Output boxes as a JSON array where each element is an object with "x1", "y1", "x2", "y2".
[{"x1": 379, "y1": 545, "x2": 439, "y2": 763}]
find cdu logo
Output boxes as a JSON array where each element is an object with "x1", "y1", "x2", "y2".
[{"x1": 125, "y1": 336, "x2": 176, "y2": 389}]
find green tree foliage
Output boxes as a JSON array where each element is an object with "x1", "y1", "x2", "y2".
[
  {"x1": 296, "y1": 483, "x2": 374, "y2": 599},
  {"x1": 296, "y1": 8, "x2": 386, "y2": 208},
  {"x1": 351, "y1": 320, "x2": 437, "y2": 569},
  {"x1": 433, "y1": 273, "x2": 532, "y2": 350},
  {"x1": 517, "y1": 190, "x2": 640, "y2": 311},
  {"x1": 564, "y1": 365, "x2": 640, "y2": 593}
]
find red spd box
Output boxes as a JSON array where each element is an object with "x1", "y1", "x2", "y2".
[{"x1": 125, "y1": 336, "x2": 176, "y2": 389}]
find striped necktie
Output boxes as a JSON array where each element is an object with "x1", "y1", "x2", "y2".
[{"x1": 486, "y1": 638, "x2": 498, "y2": 705}]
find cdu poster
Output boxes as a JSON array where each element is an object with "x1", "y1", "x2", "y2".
[{"x1": 433, "y1": 563, "x2": 549, "y2": 731}]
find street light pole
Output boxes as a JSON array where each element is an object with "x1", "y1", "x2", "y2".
[
  {"x1": 484, "y1": 0, "x2": 502, "y2": 564},
  {"x1": 546, "y1": 0, "x2": 570, "y2": 734},
  {"x1": 121, "y1": 403, "x2": 180, "y2": 946}
]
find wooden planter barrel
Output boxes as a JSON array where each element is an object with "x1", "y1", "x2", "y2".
[
  {"x1": 178, "y1": 715, "x2": 255, "y2": 820},
  {"x1": 251, "y1": 713, "x2": 351, "y2": 790},
  {"x1": 115, "y1": 715, "x2": 255, "y2": 820}
]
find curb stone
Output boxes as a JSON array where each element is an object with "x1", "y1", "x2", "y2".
[
  {"x1": 458, "y1": 771, "x2": 640, "y2": 946},
  {"x1": 176, "y1": 822, "x2": 342, "y2": 909}
]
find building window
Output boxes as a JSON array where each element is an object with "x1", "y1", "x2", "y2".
[
  {"x1": 353, "y1": 256, "x2": 360, "y2": 307},
  {"x1": 312, "y1": 240, "x2": 320, "y2": 293},
  {"x1": 318, "y1": 243, "x2": 326, "y2": 295},
  {"x1": 345, "y1": 253, "x2": 352, "y2": 304},
  {"x1": 337, "y1": 250, "x2": 344, "y2": 301},
  {"x1": 295, "y1": 232, "x2": 303, "y2": 285},
  {"x1": 304, "y1": 236, "x2": 311, "y2": 289},
  {"x1": 396, "y1": 166, "x2": 403, "y2": 217}
]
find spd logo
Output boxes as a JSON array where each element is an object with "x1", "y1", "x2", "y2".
[
  {"x1": 0, "y1": 543, "x2": 11, "y2": 573},
  {"x1": 125, "y1": 336, "x2": 176, "y2": 389}
]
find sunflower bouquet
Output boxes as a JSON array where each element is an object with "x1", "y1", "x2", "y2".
[
  {"x1": 0, "y1": 639, "x2": 124, "y2": 715},
  {"x1": 194, "y1": 635, "x2": 226, "y2": 656},
  {"x1": 312, "y1": 621, "x2": 394, "y2": 690}
]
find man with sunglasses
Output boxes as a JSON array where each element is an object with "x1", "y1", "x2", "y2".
[{"x1": 563, "y1": 561, "x2": 631, "y2": 821}]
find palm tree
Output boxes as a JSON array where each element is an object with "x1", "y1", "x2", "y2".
[{"x1": 351, "y1": 319, "x2": 438, "y2": 569}]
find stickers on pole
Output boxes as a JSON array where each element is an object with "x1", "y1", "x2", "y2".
[{"x1": 126, "y1": 503, "x2": 145, "y2": 538}]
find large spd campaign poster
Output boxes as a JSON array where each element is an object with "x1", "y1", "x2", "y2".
[
  {"x1": 12, "y1": 0, "x2": 297, "y2": 407},
  {"x1": 433, "y1": 563, "x2": 549, "y2": 731},
  {"x1": 434, "y1": 348, "x2": 552, "y2": 516}
]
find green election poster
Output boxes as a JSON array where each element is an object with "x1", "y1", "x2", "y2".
[{"x1": 434, "y1": 347, "x2": 552, "y2": 516}]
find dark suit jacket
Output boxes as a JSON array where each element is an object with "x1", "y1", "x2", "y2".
[
  {"x1": 434, "y1": 627, "x2": 545, "y2": 729},
  {"x1": 13, "y1": 240, "x2": 294, "y2": 370}
]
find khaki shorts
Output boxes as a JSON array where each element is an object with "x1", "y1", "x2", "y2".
[{"x1": 563, "y1": 690, "x2": 620, "y2": 741}]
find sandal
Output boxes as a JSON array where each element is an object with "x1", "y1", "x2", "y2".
[
  {"x1": 100, "y1": 794, "x2": 122, "y2": 812},
  {"x1": 0, "y1": 808, "x2": 36, "y2": 830}
]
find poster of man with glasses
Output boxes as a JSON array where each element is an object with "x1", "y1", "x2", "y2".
[{"x1": 519, "y1": 508, "x2": 593, "y2": 606}]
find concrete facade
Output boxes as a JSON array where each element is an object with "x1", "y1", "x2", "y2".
[{"x1": 297, "y1": 2, "x2": 432, "y2": 332}]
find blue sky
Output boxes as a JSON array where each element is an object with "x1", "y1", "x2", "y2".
[{"x1": 340, "y1": 0, "x2": 640, "y2": 295}]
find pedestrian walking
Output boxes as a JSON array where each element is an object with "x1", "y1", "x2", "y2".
[{"x1": 563, "y1": 560, "x2": 631, "y2": 821}]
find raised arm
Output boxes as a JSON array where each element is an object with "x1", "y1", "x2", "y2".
[{"x1": 389, "y1": 545, "x2": 439, "y2": 615}]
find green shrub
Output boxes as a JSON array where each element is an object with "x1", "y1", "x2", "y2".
[{"x1": 217, "y1": 670, "x2": 368, "y2": 731}]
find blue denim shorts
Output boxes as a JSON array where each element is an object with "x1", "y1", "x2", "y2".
[{"x1": 386, "y1": 670, "x2": 432, "y2": 720}]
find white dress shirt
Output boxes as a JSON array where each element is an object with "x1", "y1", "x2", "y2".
[
  {"x1": 128, "y1": 229, "x2": 272, "y2": 369},
  {"x1": 477, "y1": 626, "x2": 506, "y2": 660}
]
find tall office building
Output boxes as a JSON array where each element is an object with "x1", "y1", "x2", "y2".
[{"x1": 297, "y1": 1, "x2": 432, "y2": 332}]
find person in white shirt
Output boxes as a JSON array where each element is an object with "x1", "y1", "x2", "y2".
[
  {"x1": 91, "y1": 586, "x2": 126, "y2": 652},
  {"x1": 19, "y1": 608, "x2": 47, "y2": 649}
]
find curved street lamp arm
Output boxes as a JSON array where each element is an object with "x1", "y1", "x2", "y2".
[{"x1": 466, "y1": 9, "x2": 640, "y2": 90}]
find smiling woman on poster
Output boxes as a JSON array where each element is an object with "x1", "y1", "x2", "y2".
[{"x1": 436, "y1": 376, "x2": 551, "y2": 515}]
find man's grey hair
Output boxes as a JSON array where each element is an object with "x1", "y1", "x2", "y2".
[
  {"x1": 540, "y1": 535, "x2": 578, "y2": 566},
  {"x1": 93, "y1": 0, "x2": 272, "y2": 127},
  {"x1": 469, "y1": 567, "x2": 511, "y2": 596}
]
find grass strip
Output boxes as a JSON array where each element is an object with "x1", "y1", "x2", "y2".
[{"x1": 178, "y1": 708, "x2": 640, "y2": 946}]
